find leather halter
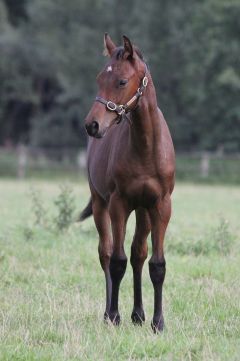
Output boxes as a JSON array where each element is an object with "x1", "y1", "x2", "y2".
[{"x1": 95, "y1": 64, "x2": 148, "y2": 124}]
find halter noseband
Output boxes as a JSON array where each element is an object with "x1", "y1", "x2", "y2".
[{"x1": 95, "y1": 65, "x2": 148, "y2": 124}]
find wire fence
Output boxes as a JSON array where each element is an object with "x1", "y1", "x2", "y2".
[
  {"x1": 176, "y1": 152, "x2": 240, "y2": 183},
  {"x1": 0, "y1": 146, "x2": 86, "y2": 180},
  {"x1": 0, "y1": 146, "x2": 239, "y2": 183}
]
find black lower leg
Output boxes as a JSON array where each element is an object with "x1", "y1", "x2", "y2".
[
  {"x1": 130, "y1": 252, "x2": 146, "y2": 325},
  {"x1": 131, "y1": 269, "x2": 145, "y2": 325},
  {"x1": 109, "y1": 257, "x2": 127, "y2": 325},
  {"x1": 99, "y1": 251, "x2": 112, "y2": 321},
  {"x1": 149, "y1": 259, "x2": 166, "y2": 333},
  {"x1": 103, "y1": 270, "x2": 112, "y2": 320}
]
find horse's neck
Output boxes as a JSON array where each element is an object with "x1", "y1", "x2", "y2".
[{"x1": 129, "y1": 75, "x2": 159, "y2": 156}]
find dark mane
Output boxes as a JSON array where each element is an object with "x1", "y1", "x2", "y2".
[{"x1": 115, "y1": 46, "x2": 144, "y2": 61}]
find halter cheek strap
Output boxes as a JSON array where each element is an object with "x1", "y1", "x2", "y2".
[
  {"x1": 95, "y1": 65, "x2": 148, "y2": 123},
  {"x1": 95, "y1": 97, "x2": 126, "y2": 116}
]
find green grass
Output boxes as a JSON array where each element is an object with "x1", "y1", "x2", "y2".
[{"x1": 0, "y1": 180, "x2": 239, "y2": 360}]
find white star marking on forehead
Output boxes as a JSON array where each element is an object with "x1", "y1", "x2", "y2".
[{"x1": 106, "y1": 65, "x2": 112, "y2": 72}]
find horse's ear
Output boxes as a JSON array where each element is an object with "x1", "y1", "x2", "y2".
[
  {"x1": 123, "y1": 35, "x2": 133, "y2": 60},
  {"x1": 103, "y1": 33, "x2": 116, "y2": 57}
]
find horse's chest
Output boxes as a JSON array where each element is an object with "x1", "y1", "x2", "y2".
[{"x1": 115, "y1": 173, "x2": 162, "y2": 208}]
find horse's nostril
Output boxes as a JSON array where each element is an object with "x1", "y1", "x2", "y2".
[
  {"x1": 91, "y1": 121, "x2": 99, "y2": 134},
  {"x1": 85, "y1": 121, "x2": 99, "y2": 137}
]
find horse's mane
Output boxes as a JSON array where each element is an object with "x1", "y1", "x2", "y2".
[{"x1": 115, "y1": 46, "x2": 144, "y2": 61}]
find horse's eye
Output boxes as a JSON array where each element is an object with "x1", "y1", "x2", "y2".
[{"x1": 119, "y1": 79, "x2": 128, "y2": 87}]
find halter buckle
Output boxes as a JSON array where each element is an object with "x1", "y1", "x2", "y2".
[
  {"x1": 117, "y1": 105, "x2": 125, "y2": 115},
  {"x1": 107, "y1": 101, "x2": 117, "y2": 111}
]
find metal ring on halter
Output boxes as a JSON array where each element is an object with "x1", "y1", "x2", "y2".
[
  {"x1": 107, "y1": 101, "x2": 117, "y2": 111},
  {"x1": 142, "y1": 76, "x2": 148, "y2": 87},
  {"x1": 137, "y1": 88, "x2": 143, "y2": 96}
]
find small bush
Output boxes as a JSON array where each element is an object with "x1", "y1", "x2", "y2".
[
  {"x1": 23, "y1": 226, "x2": 34, "y2": 242},
  {"x1": 30, "y1": 187, "x2": 47, "y2": 226},
  {"x1": 28, "y1": 184, "x2": 76, "y2": 235},
  {"x1": 212, "y1": 215, "x2": 233, "y2": 254},
  {"x1": 54, "y1": 184, "x2": 76, "y2": 231},
  {"x1": 166, "y1": 216, "x2": 234, "y2": 256}
]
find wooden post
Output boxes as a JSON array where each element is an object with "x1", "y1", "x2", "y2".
[
  {"x1": 77, "y1": 150, "x2": 87, "y2": 175},
  {"x1": 200, "y1": 152, "x2": 210, "y2": 178},
  {"x1": 17, "y1": 144, "x2": 27, "y2": 179}
]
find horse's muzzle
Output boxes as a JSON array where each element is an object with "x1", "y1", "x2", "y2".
[{"x1": 85, "y1": 121, "x2": 99, "y2": 137}]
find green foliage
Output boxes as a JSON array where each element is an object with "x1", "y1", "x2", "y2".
[
  {"x1": 30, "y1": 107, "x2": 82, "y2": 148},
  {"x1": 22, "y1": 226, "x2": 34, "y2": 242},
  {"x1": 54, "y1": 184, "x2": 76, "y2": 231},
  {"x1": 214, "y1": 215, "x2": 233, "y2": 254},
  {"x1": 29, "y1": 184, "x2": 76, "y2": 232},
  {"x1": 3, "y1": 0, "x2": 28, "y2": 26},
  {"x1": 166, "y1": 215, "x2": 235, "y2": 256},
  {"x1": 30, "y1": 187, "x2": 46, "y2": 227},
  {"x1": 0, "y1": 0, "x2": 239, "y2": 151}
]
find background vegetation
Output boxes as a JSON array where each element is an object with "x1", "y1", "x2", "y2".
[{"x1": 0, "y1": 0, "x2": 240, "y2": 152}]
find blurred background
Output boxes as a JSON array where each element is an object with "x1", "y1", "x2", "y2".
[{"x1": 0, "y1": 0, "x2": 239, "y2": 183}]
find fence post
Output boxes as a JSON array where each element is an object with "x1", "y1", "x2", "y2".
[
  {"x1": 200, "y1": 152, "x2": 210, "y2": 178},
  {"x1": 17, "y1": 144, "x2": 27, "y2": 179},
  {"x1": 77, "y1": 150, "x2": 87, "y2": 174}
]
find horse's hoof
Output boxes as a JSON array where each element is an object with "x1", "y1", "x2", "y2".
[
  {"x1": 151, "y1": 316, "x2": 164, "y2": 333},
  {"x1": 103, "y1": 311, "x2": 109, "y2": 323},
  {"x1": 109, "y1": 311, "x2": 121, "y2": 325},
  {"x1": 131, "y1": 308, "x2": 145, "y2": 326}
]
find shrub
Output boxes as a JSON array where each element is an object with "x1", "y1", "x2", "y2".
[
  {"x1": 54, "y1": 184, "x2": 76, "y2": 231},
  {"x1": 30, "y1": 187, "x2": 46, "y2": 226}
]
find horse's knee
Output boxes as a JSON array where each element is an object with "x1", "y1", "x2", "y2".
[
  {"x1": 99, "y1": 253, "x2": 110, "y2": 271},
  {"x1": 130, "y1": 244, "x2": 148, "y2": 269},
  {"x1": 110, "y1": 257, "x2": 127, "y2": 284},
  {"x1": 149, "y1": 259, "x2": 166, "y2": 285},
  {"x1": 98, "y1": 243, "x2": 111, "y2": 271}
]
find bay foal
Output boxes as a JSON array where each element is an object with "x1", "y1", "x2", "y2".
[{"x1": 81, "y1": 34, "x2": 175, "y2": 332}]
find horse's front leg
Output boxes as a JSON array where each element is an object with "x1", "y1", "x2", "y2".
[
  {"x1": 108, "y1": 193, "x2": 131, "y2": 325},
  {"x1": 148, "y1": 194, "x2": 171, "y2": 333},
  {"x1": 130, "y1": 208, "x2": 151, "y2": 325},
  {"x1": 92, "y1": 194, "x2": 112, "y2": 320}
]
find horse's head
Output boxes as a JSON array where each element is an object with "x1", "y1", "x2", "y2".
[{"x1": 85, "y1": 34, "x2": 147, "y2": 138}]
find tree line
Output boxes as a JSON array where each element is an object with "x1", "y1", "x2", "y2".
[{"x1": 0, "y1": 0, "x2": 239, "y2": 152}]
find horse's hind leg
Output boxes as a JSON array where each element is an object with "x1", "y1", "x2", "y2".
[
  {"x1": 148, "y1": 195, "x2": 171, "y2": 333},
  {"x1": 92, "y1": 193, "x2": 112, "y2": 319},
  {"x1": 131, "y1": 208, "x2": 151, "y2": 325}
]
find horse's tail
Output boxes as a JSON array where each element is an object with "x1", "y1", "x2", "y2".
[{"x1": 79, "y1": 198, "x2": 93, "y2": 222}]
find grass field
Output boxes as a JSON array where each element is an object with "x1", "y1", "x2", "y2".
[{"x1": 0, "y1": 179, "x2": 239, "y2": 361}]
